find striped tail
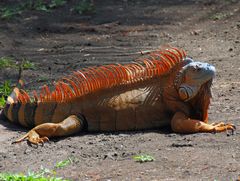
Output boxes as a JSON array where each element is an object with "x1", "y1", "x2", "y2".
[
  {"x1": 3, "y1": 88, "x2": 36, "y2": 128},
  {"x1": 3, "y1": 88, "x2": 72, "y2": 128}
]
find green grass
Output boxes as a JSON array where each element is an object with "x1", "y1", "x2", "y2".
[
  {"x1": 0, "y1": 80, "x2": 12, "y2": 108},
  {"x1": 0, "y1": 172, "x2": 69, "y2": 181},
  {"x1": 73, "y1": 0, "x2": 95, "y2": 14},
  {"x1": 0, "y1": 57, "x2": 35, "y2": 70},
  {"x1": 0, "y1": 6, "x2": 22, "y2": 19},
  {"x1": 23, "y1": 0, "x2": 65, "y2": 11},
  {"x1": 55, "y1": 158, "x2": 73, "y2": 169},
  {"x1": 22, "y1": 59, "x2": 36, "y2": 70},
  {"x1": 49, "y1": 0, "x2": 67, "y2": 9},
  {"x1": 32, "y1": 0, "x2": 49, "y2": 12},
  {"x1": 133, "y1": 154, "x2": 155, "y2": 163},
  {"x1": 0, "y1": 165, "x2": 70, "y2": 181},
  {"x1": 0, "y1": 0, "x2": 68, "y2": 19},
  {"x1": 0, "y1": 57, "x2": 16, "y2": 69},
  {"x1": 0, "y1": 96, "x2": 6, "y2": 109},
  {"x1": 0, "y1": 0, "x2": 95, "y2": 20},
  {"x1": 0, "y1": 57, "x2": 34, "y2": 107},
  {"x1": 0, "y1": 159, "x2": 74, "y2": 181},
  {"x1": 0, "y1": 80, "x2": 12, "y2": 97}
]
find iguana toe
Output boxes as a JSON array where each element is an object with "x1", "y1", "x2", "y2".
[
  {"x1": 28, "y1": 136, "x2": 49, "y2": 145},
  {"x1": 213, "y1": 123, "x2": 236, "y2": 133},
  {"x1": 210, "y1": 122, "x2": 225, "y2": 126}
]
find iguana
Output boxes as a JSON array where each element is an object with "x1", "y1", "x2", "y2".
[{"x1": 0, "y1": 46, "x2": 235, "y2": 144}]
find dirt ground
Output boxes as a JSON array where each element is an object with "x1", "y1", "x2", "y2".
[{"x1": 0, "y1": 0, "x2": 240, "y2": 180}]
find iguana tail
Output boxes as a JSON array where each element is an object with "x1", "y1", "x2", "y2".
[{"x1": 3, "y1": 88, "x2": 34, "y2": 127}]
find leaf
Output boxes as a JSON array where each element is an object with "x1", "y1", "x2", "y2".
[
  {"x1": 0, "y1": 96, "x2": 6, "y2": 108},
  {"x1": 133, "y1": 154, "x2": 155, "y2": 163},
  {"x1": 55, "y1": 158, "x2": 72, "y2": 169}
]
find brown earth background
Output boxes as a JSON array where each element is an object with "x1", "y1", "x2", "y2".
[{"x1": 0, "y1": 0, "x2": 240, "y2": 180}]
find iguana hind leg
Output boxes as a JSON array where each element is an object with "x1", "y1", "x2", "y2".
[
  {"x1": 13, "y1": 115, "x2": 84, "y2": 145},
  {"x1": 171, "y1": 112, "x2": 236, "y2": 133}
]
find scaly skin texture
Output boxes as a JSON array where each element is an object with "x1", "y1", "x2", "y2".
[{"x1": 1, "y1": 47, "x2": 235, "y2": 144}]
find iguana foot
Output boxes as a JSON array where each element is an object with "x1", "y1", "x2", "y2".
[
  {"x1": 211, "y1": 122, "x2": 236, "y2": 133},
  {"x1": 171, "y1": 112, "x2": 236, "y2": 134},
  {"x1": 13, "y1": 130, "x2": 50, "y2": 145},
  {"x1": 12, "y1": 115, "x2": 84, "y2": 145}
]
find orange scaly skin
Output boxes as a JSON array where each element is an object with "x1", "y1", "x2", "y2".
[{"x1": 1, "y1": 46, "x2": 235, "y2": 145}]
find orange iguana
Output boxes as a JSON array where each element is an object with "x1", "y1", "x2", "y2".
[{"x1": 0, "y1": 46, "x2": 235, "y2": 144}]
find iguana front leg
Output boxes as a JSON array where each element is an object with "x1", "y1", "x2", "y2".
[
  {"x1": 171, "y1": 112, "x2": 236, "y2": 133},
  {"x1": 13, "y1": 115, "x2": 84, "y2": 144}
]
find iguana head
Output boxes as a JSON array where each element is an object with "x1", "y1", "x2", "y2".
[{"x1": 178, "y1": 59, "x2": 215, "y2": 102}]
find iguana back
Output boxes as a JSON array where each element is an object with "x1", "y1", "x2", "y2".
[
  {"x1": 4, "y1": 46, "x2": 185, "y2": 131},
  {"x1": 2, "y1": 46, "x2": 235, "y2": 145}
]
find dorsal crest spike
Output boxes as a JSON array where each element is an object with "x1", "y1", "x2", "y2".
[
  {"x1": 29, "y1": 46, "x2": 187, "y2": 103},
  {"x1": 20, "y1": 89, "x2": 31, "y2": 103},
  {"x1": 33, "y1": 90, "x2": 39, "y2": 102}
]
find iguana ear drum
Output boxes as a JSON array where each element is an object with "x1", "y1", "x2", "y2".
[{"x1": 178, "y1": 84, "x2": 200, "y2": 101}]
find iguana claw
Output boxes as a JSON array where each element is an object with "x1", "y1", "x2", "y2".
[
  {"x1": 212, "y1": 122, "x2": 236, "y2": 133},
  {"x1": 12, "y1": 130, "x2": 50, "y2": 145},
  {"x1": 28, "y1": 136, "x2": 49, "y2": 145}
]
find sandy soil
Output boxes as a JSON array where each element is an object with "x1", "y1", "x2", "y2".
[{"x1": 0, "y1": 0, "x2": 240, "y2": 180}]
